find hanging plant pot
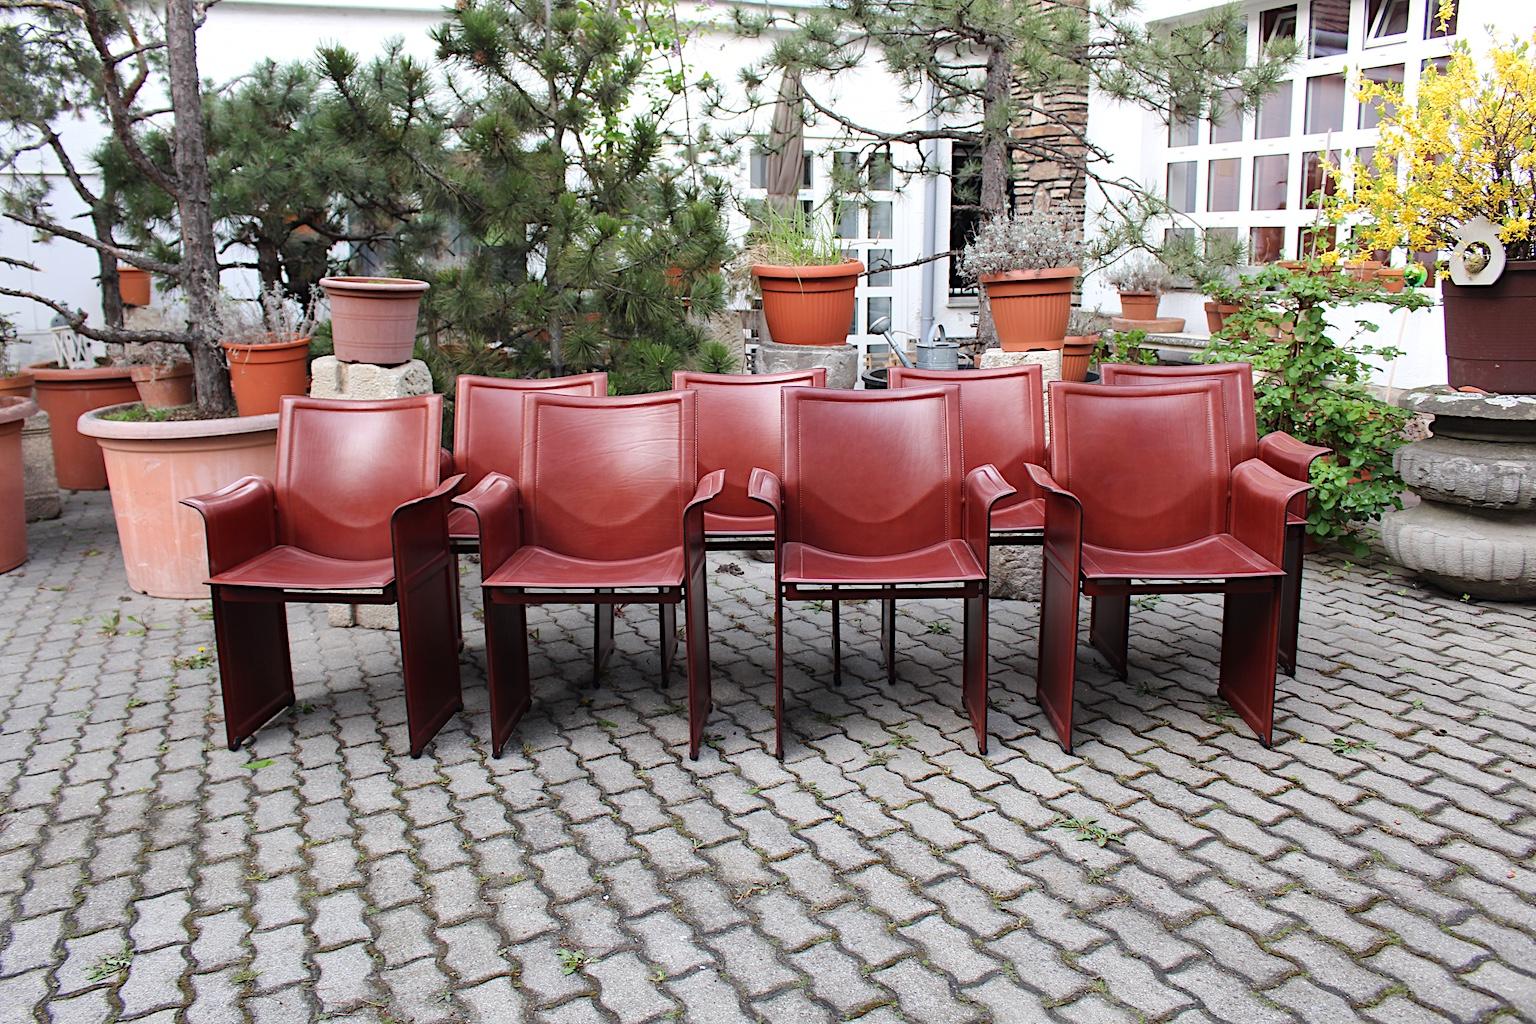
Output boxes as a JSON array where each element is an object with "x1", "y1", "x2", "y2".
[
  {"x1": 1442, "y1": 260, "x2": 1536, "y2": 394},
  {"x1": 27, "y1": 362, "x2": 139, "y2": 490},
  {"x1": 752, "y1": 261, "x2": 864, "y2": 346},
  {"x1": 1061, "y1": 336, "x2": 1097, "y2": 383},
  {"x1": 118, "y1": 266, "x2": 151, "y2": 308},
  {"x1": 319, "y1": 277, "x2": 429, "y2": 365},
  {"x1": 130, "y1": 363, "x2": 195, "y2": 410},
  {"x1": 222, "y1": 336, "x2": 311, "y2": 416},
  {"x1": 0, "y1": 396, "x2": 39, "y2": 573},
  {"x1": 1117, "y1": 290, "x2": 1161, "y2": 321},
  {"x1": 981, "y1": 267, "x2": 1079, "y2": 351}
]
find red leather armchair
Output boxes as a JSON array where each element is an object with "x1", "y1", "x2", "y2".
[
  {"x1": 453, "y1": 391, "x2": 722, "y2": 758},
  {"x1": 183, "y1": 396, "x2": 463, "y2": 757},
  {"x1": 1027, "y1": 380, "x2": 1310, "y2": 751},
  {"x1": 748, "y1": 386, "x2": 1015, "y2": 758},
  {"x1": 1099, "y1": 362, "x2": 1330, "y2": 674}
]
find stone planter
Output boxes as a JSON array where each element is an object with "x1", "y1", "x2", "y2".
[
  {"x1": 1382, "y1": 387, "x2": 1536, "y2": 600},
  {"x1": 77, "y1": 405, "x2": 279, "y2": 599},
  {"x1": 752, "y1": 261, "x2": 864, "y2": 346},
  {"x1": 0, "y1": 396, "x2": 39, "y2": 573},
  {"x1": 28, "y1": 362, "x2": 140, "y2": 490},
  {"x1": 756, "y1": 339, "x2": 859, "y2": 390}
]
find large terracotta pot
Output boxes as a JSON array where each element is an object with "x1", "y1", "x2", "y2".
[
  {"x1": 130, "y1": 363, "x2": 195, "y2": 410},
  {"x1": 1442, "y1": 260, "x2": 1536, "y2": 394},
  {"x1": 0, "y1": 397, "x2": 38, "y2": 573},
  {"x1": 981, "y1": 267, "x2": 1079, "y2": 351},
  {"x1": 1061, "y1": 336, "x2": 1097, "y2": 383},
  {"x1": 28, "y1": 362, "x2": 139, "y2": 490},
  {"x1": 222, "y1": 336, "x2": 311, "y2": 416},
  {"x1": 77, "y1": 406, "x2": 279, "y2": 599},
  {"x1": 1118, "y1": 291, "x2": 1160, "y2": 321},
  {"x1": 752, "y1": 261, "x2": 864, "y2": 346},
  {"x1": 118, "y1": 266, "x2": 151, "y2": 307},
  {"x1": 0, "y1": 372, "x2": 34, "y2": 399},
  {"x1": 320, "y1": 276, "x2": 429, "y2": 365}
]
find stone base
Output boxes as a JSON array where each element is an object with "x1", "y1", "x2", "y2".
[
  {"x1": 756, "y1": 340, "x2": 859, "y2": 390},
  {"x1": 21, "y1": 410, "x2": 61, "y2": 522},
  {"x1": 990, "y1": 545, "x2": 1042, "y2": 602},
  {"x1": 312, "y1": 357, "x2": 434, "y2": 630},
  {"x1": 1382, "y1": 503, "x2": 1536, "y2": 600},
  {"x1": 1110, "y1": 316, "x2": 1186, "y2": 334},
  {"x1": 1396, "y1": 435, "x2": 1536, "y2": 510}
]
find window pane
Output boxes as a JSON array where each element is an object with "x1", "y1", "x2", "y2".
[
  {"x1": 1253, "y1": 154, "x2": 1289, "y2": 211},
  {"x1": 948, "y1": 144, "x2": 982, "y2": 297},
  {"x1": 1206, "y1": 226, "x2": 1242, "y2": 260},
  {"x1": 835, "y1": 201, "x2": 859, "y2": 239},
  {"x1": 1422, "y1": 55, "x2": 1450, "y2": 78},
  {"x1": 1210, "y1": 88, "x2": 1243, "y2": 144},
  {"x1": 1207, "y1": 158, "x2": 1240, "y2": 212},
  {"x1": 1257, "y1": 82, "x2": 1292, "y2": 139},
  {"x1": 1167, "y1": 161, "x2": 1197, "y2": 213},
  {"x1": 1300, "y1": 226, "x2": 1337, "y2": 259},
  {"x1": 834, "y1": 151, "x2": 858, "y2": 187},
  {"x1": 1261, "y1": 5, "x2": 1296, "y2": 47},
  {"x1": 866, "y1": 297, "x2": 891, "y2": 332},
  {"x1": 1309, "y1": 0, "x2": 1350, "y2": 57},
  {"x1": 1359, "y1": 65, "x2": 1403, "y2": 128},
  {"x1": 1305, "y1": 74, "x2": 1345, "y2": 134},
  {"x1": 802, "y1": 155, "x2": 814, "y2": 189},
  {"x1": 867, "y1": 249, "x2": 893, "y2": 287},
  {"x1": 1169, "y1": 107, "x2": 1197, "y2": 147},
  {"x1": 1250, "y1": 227, "x2": 1285, "y2": 264},
  {"x1": 1366, "y1": 0, "x2": 1409, "y2": 41},
  {"x1": 869, "y1": 153, "x2": 894, "y2": 190},
  {"x1": 868, "y1": 201, "x2": 893, "y2": 239},
  {"x1": 1427, "y1": 0, "x2": 1458, "y2": 38},
  {"x1": 750, "y1": 150, "x2": 766, "y2": 189},
  {"x1": 800, "y1": 199, "x2": 814, "y2": 221},
  {"x1": 1303, "y1": 150, "x2": 1340, "y2": 209}
]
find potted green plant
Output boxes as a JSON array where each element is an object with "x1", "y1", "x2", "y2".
[
  {"x1": 219, "y1": 286, "x2": 317, "y2": 416},
  {"x1": 744, "y1": 208, "x2": 863, "y2": 346},
  {"x1": 958, "y1": 213, "x2": 1083, "y2": 351},
  {"x1": 1337, "y1": 37, "x2": 1536, "y2": 392},
  {"x1": 1105, "y1": 258, "x2": 1177, "y2": 321}
]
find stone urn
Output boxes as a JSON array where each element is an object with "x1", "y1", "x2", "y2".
[{"x1": 1382, "y1": 387, "x2": 1536, "y2": 600}]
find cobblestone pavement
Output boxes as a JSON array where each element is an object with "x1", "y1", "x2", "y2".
[{"x1": 1, "y1": 492, "x2": 1534, "y2": 1024}]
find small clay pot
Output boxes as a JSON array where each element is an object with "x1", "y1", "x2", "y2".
[
  {"x1": 222, "y1": 336, "x2": 311, "y2": 416},
  {"x1": 320, "y1": 277, "x2": 430, "y2": 366},
  {"x1": 752, "y1": 261, "x2": 864, "y2": 346},
  {"x1": 981, "y1": 267, "x2": 1080, "y2": 351},
  {"x1": 1117, "y1": 291, "x2": 1161, "y2": 321},
  {"x1": 1376, "y1": 268, "x2": 1406, "y2": 294},
  {"x1": 118, "y1": 266, "x2": 151, "y2": 307},
  {"x1": 130, "y1": 363, "x2": 195, "y2": 410}
]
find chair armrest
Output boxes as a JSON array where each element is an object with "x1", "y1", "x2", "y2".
[
  {"x1": 1257, "y1": 431, "x2": 1330, "y2": 518},
  {"x1": 687, "y1": 469, "x2": 726, "y2": 512},
  {"x1": 747, "y1": 467, "x2": 783, "y2": 519},
  {"x1": 964, "y1": 464, "x2": 1017, "y2": 561},
  {"x1": 1024, "y1": 463, "x2": 1084, "y2": 571},
  {"x1": 683, "y1": 469, "x2": 726, "y2": 570},
  {"x1": 181, "y1": 476, "x2": 277, "y2": 578},
  {"x1": 1230, "y1": 459, "x2": 1312, "y2": 566},
  {"x1": 391, "y1": 474, "x2": 465, "y2": 584},
  {"x1": 453, "y1": 472, "x2": 521, "y2": 575}
]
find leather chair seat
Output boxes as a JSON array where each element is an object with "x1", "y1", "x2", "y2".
[
  {"x1": 484, "y1": 546, "x2": 686, "y2": 590},
  {"x1": 704, "y1": 510, "x2": 773, "y2": 537},
  {"x1": 210, "y1": 545, "x2": 396, "y2": 591},
  {"x1": 448, "y1": 505, "x2": 478, "y2": 541},
  {"x1": 989, "y1": 497, "x2": 1045, "y2": 533},
  {"x1": 781, "y1": 539, "x2": 985, "y2": 585},
  {"x1": 1080, "y1": 534, "x2": 1282, "y2": 581}
]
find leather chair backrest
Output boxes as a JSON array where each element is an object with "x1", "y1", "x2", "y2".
[
  {"x1": 276, "y1": 395, "x2": 442, "y2": 560},
  {"x1": 781, "y1": 386, "x2": 963, "y2": 556},
  {"x1": 1099, "y1": 362, "x2": 1254, "y2": 465},
  {"x1": 889, "y1": 365, "x2": 1045, "y2": 504},
  {"x1": 454, "y1": 373, "x2": 608, "y2": 488},
  {"x1": 673, "y1": 368, "x2": 826, "y2": 521},
  {"x1": 1049, "y1": 380, "x2": 1229, "y2": 551},
  {"x1": 520, "y1": 391, "x2": 695, "y2": 560}
]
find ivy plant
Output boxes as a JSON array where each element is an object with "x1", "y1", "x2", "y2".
[{"x1": 1201, "y1": 265, "x2": 1432, "y2": 554}]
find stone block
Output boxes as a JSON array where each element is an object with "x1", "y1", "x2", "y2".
[
  {"x1": 1395, "y1": 435, "x2": 1536, "y2": 510},
  {"x1": 756, "y1": 339, "x2": 859, "y2": 390},
  {"x1": 1382, "y1": 502, "x2": 1536, "y2": 600},
  {"x1": 21, "y1": 411, "x2": 61, "y2": 522},
  {"x1": 309, "y1": 356, "x2": 433, "y2": 401}
]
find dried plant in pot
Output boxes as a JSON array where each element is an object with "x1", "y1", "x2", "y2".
[
  {"x1": 1105, "y1": 258, "x2": 1177, "y2": 321},
  {"x1": 122, "y1": 341, "x2": 195, "y2": 410},
  {"x1": 218, "y1": 287, "x2": 317, "y2": 417},
  {"x1": 743, "y1": 208, "x2": 863, "y2": 346},
  {"x1": 959, "y1": 214, "x2": 1083, "y2": 351}
]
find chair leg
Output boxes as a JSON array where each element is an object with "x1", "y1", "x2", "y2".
[
  {"x1": 1278, "y1": 521, "x2": 1305, "y2": 676},
  {"x1": 659, "y1": 603, "x2": 678, "y2": 684},
  {"x1": 685, "y1": 586, "x2": 711, "y2": 761},
  {"x1": 1089, "y1": 594, "x2": 1130, "y2": 680},
  {"x1": 1036, "y1": 564, "x2": 1082, "y2": 753},
  {"x1": 881, "y1": 598, "x2": 896, "y2": 684},
  {"x1": 774, "y1": 589, "x2": 786, "y2": 760},
  {"x1": 963, "y1": 592, "x2": 988, "y2": 755},
  {"x1": 210, "y1": 589, "x2": 294, "y2": 751},
  {"x1": 592, "y1": 595, "x2": 614, "y2": 687},
  {"x1": 1218, "y1": 581, "x2": 1284, "y2": 747},
  {"x1": 483, "y1": 596, "x2": 530, "y2": 758},
  {"x1": 397, "y1": 555, "x2": 466, "y2": 759},
  {"x1": 450, "y1": 552, "x2": 464, "y2": 652},
  {"x1": 830, "y1": 595, "x2": 842, "y2": 688}
]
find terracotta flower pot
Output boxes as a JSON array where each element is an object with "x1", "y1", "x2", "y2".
[
  {"x1": 77, "y1": 405, "x2": 279, "y2": 598},
  {"x1": 1344, "y1": 259, "x2": 1383, "y2": 282},
  {"x1": 1061, "y1": 335, "x2": 1097, "y2": 383},
  {"x1": 222, "y1": 336, "x2": 311, "y2": 416},
  {"x1": 28, "y1": 362, "x2": 139, "y2": 490},
  {"x1": 320, "y1": 276, "x2": 430, "y2": 365},
  {"x1": 0, "y1": 396, "x2": 39, "y2": 573},
  {"x1": 118, "y1": 266, "x2": 151, "y2": 308},
  {"x1": 981, "y1": 267, "x2": 1079, "y2": 351},
  {"x1": 1204, "y1": 301, "x2": 1241, "y2": 334},
  {"x1": 1443, "y1": 260, "x2": 1536, "y2": 394},
  {"x1": 752, "y1": 261, "x2": 864, "y2": 346},
  {"x1": 1117, "y1": 291, "x2": 1161, "y2": 321},
  {"x1": 0, "y1": 372, "x2": 34, "y2": 399},
  {"x1": 1376, "y1": 268, "x2": 1406, "y2": 294},
  {"x1": 130, "y1": 363, "x2": 195, "y2": 410}
]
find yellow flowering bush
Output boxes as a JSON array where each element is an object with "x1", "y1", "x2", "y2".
[{"x1": 1339, "y1": 32, "x2": 1536, "y2": 261}]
